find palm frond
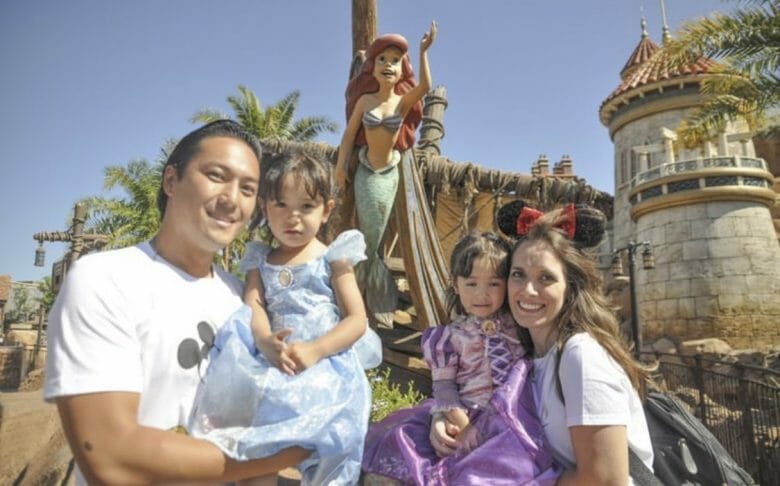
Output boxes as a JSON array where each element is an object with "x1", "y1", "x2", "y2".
[
  {"x1": 273, "y1": 90, "x2": 302, "y2": 136},
  {"x1": 289, "y1": 117, "x2": 339, "y2": 141}
]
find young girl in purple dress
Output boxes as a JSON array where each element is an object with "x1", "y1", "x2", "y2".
[{"x1": 362, "y1": 232, "x2": 560, "y2": 485}]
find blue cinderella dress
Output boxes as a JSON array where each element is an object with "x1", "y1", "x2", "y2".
[{"x1": 189, "y1": 230, "x2": 382, "y2": 485}]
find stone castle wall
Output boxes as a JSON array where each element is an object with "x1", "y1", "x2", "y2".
[
  {"x1": 611, "y1": 107, "x2": 752, "y2": 248},
  {"x1": 634, "y1": 201, "x2": 780, "y2": 348}
]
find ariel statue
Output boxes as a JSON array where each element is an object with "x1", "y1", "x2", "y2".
[{"x1": 336, "y1": 21, "x2": 437, "y2": 326}]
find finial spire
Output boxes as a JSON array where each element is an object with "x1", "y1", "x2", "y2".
[
  {"x1": 641, "y1": 16, "x2": 648, "y2": 38},
  {"x1": 659, "y1": 0, "x2": 671, "y2": 43}
]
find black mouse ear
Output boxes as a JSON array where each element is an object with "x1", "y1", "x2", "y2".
[
  {"x1": 496, "y1": 200, "x2": 528, "y2": 237},
  {"x1": 572, "y1": 204, "x2": 606, "y2": 248}
]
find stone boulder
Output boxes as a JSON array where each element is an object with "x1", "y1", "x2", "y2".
[
  {"x1": 651, "y1": 337, "x2": 678, "y2": 354},
  {"x1": 679, "y1": 338, "x2": 733, "y2": 357}
]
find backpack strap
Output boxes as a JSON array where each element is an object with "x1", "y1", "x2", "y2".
[
  {"x1": 629, "y1": 447, "x2": 664, "y2": 486},
  {"x1": 555, "y1": 340, "x2": 663, "y2": 486}
]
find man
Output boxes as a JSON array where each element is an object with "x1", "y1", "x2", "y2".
[{"x1": 44, "y1": 120, "x2": 308, "y2": 484}]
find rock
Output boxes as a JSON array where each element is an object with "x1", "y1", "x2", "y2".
[
  {"x1": 18, "y1": 368, "x2": 43, "y2": 392},
  {"x1": 652, "y1": 337, "x2": 678, "y2": 354},
  {"x1": 727, "y1": 349, "x2": 766, "y2": 367},
  {"x1": 679, "y1": 338, "x2": 732, "y2": 356}
]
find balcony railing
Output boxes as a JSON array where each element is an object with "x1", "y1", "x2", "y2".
[{"x1": 631, "y1": 156, "x2": 767, "y2": 189}]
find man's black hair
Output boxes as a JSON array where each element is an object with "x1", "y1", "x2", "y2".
[{"x1": 156, "y1": 119, "x2": 262, "y2": 217}]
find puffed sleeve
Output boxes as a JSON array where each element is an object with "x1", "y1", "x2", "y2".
[
  {"x1": 422, "y1": 325, "x2": 464, "y2": 412},
  {"x1": 325, "y1": 229, "x2": 368, "y2": 266},
  {"x1": 239, "y1": 241, "x2": 271, "y2": 274}
]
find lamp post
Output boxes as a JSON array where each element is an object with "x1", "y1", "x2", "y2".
[
  {"x1": 611, "y1": 241, "x2": 655, "y2": 360},
  {"x1": 32, "y1": 202, "x2": 109, "y2": 289}
]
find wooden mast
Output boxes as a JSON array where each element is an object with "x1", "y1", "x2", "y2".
[
  {"x1": 350, "y1": 0, "x2": 377, "y2": 80},
  {"x1": 351, "y1": 0, "x2": 377, "y2": 55}
]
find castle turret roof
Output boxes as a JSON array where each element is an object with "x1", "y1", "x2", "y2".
[
  {"x1": 619, "y1": 19, "x2": 659, "y2": 79},
  {"x1": 607, "y1": 47, "x2": 715, "y2": 104},
  {"x1": 599, "y1": 21, "x2": 718, "y2": 126}
]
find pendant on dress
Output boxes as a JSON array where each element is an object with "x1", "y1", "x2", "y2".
[
  {"x1": 481, "y1": 319, "x2": 497, "y2": 336},
  {"x1": 278, "y1": 267, "x2": 294, "y2": 288}
]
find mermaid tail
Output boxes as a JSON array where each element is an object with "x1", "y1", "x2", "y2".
[{"x1": 354, "y1": 147, "x2": 400, "y2": 327}]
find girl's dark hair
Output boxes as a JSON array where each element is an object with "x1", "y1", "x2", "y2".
[
  {"x1": 445, "y1": 232, "x2": 512, "y2": 317},
  {"x1": 251, "y1": 151, "x2": 334, "y2": 231}
]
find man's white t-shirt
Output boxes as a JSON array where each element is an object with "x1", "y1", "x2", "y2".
[
  {"x1": 44, "y1": 241, "x2": 244, "y2": 431},
  {"x1": 532, "y1": 332, "x2": 654, "y2": 481}
]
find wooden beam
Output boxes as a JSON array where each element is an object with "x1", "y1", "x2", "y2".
[
  {"x1": 382, "y1": 346, "x2": 430, "y2": 378},
  {"x1": 351, "y1": 0, "x2": 377, "y2": 56}
]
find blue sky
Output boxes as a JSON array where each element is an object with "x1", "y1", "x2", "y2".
[{"x1": 0, "y1": 0, "x2": 732, "y2": 282}]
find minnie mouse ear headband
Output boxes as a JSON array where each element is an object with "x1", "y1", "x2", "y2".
[{"x1": 496, "y1": 200, "x2": 606, "y2": 248}]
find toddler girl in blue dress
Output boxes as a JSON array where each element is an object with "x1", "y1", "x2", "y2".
[{"x1": 190, "y1": 151, "x2": 381, "y2": 485}]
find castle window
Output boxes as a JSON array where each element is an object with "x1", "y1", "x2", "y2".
[{"x1": 620, "y1": 151, "x2": 628, "y2": 184}]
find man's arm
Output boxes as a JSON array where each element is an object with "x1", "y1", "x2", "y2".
[{"x1": 57, "y1": 392, "x2": 309, "y2": 484}]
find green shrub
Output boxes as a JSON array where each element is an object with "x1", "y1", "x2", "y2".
[{"x1": 368, "y1": 366, "x2": 425, "y2": 423}]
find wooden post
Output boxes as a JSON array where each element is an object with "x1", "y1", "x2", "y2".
[
  {"x1": 418, "y1": 86, "x2": 448, "y2": 155},
  {"x1": 32, "y1": 306, "x2": 43, "y2": 370},
  {"x1": 351, "y1": 0, "x2": 377, "y2": 56},
  {"x1": 69, "y1": 203, "x2": 86, "y2": 267}
]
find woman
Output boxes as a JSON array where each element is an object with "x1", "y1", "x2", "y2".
[
  {"x1": 335, "y1": 22, "x2": 436, "y2": 326},
  {"x1": 431, "y1": 201, "x2": 655, "y2": 485}
]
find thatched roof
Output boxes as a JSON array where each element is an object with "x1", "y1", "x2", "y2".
[{"x1": 258, "y1": 138, "x2": 613, "y2": 219}]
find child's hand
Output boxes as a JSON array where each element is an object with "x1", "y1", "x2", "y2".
[
  {"x1": 287, "y1": 341, "x2": 323, "y2": 371},
  {"x1": 444, "y1": 408, "x2": 470, "y2": 431},
  {"x1": 429, "y1": 412, "x2": 459, "y2": 457},
  {"x1": 256, "y1": 329, "x2": 296, "y2": 375},
  {"x1": 454, "y1": 423, "x2": 481, "y2": 453}
]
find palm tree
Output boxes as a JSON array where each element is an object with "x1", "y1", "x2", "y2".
[
  {"x1": 192, "y1": 85, "x2": 339, "y2": 142},
  {"x1": 665, "y1": 0, "x2": 779, "y2": 147},
  {"x1": 81, "y1": 142, "x2": 172, "y2": 249},
  {"x1": 192, "y1": 86, "x2": 339, "y2": 272}
]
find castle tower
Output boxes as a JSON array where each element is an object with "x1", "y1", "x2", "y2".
[{"x1": 599, "y1": 18, "x2": 780, "y2": 348}]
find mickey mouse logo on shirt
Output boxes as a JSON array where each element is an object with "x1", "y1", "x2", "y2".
[{"x1": 177, "y1": 321, "x2": 215, "y2": 379}]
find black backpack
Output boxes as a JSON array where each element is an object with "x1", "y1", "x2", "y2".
[
  {"x1": 554, "y1": 350, "x2": 755, "y2": 485},
  {"x1": 629, "y1": 390, "x2": 755, "y2": 486}
]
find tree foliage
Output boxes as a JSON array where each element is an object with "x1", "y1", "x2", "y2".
[
  {"x1": 665, "y1": 0, "x2": 780, "y2": 147},
  {"x1": 81, "y1": 142, "x2": 174, "y2": 249},
  {"x1": 192, "y1": 85, "x2": 339, "y2": 142},
  {"x1": 37, "y1": 276, "x2": 56, "y2": 313}
]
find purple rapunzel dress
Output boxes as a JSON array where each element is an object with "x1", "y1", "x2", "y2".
[{"x1": 362, "y1": 312, "x2": 560, "y2": 485}]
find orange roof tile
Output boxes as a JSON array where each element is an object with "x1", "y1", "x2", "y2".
[
  {"x1": 603, "y1": 34, "x2": 717, "y2": 108},
  {"x1": 620, "y1": 34, "x2": 659, "y2": 79}
]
